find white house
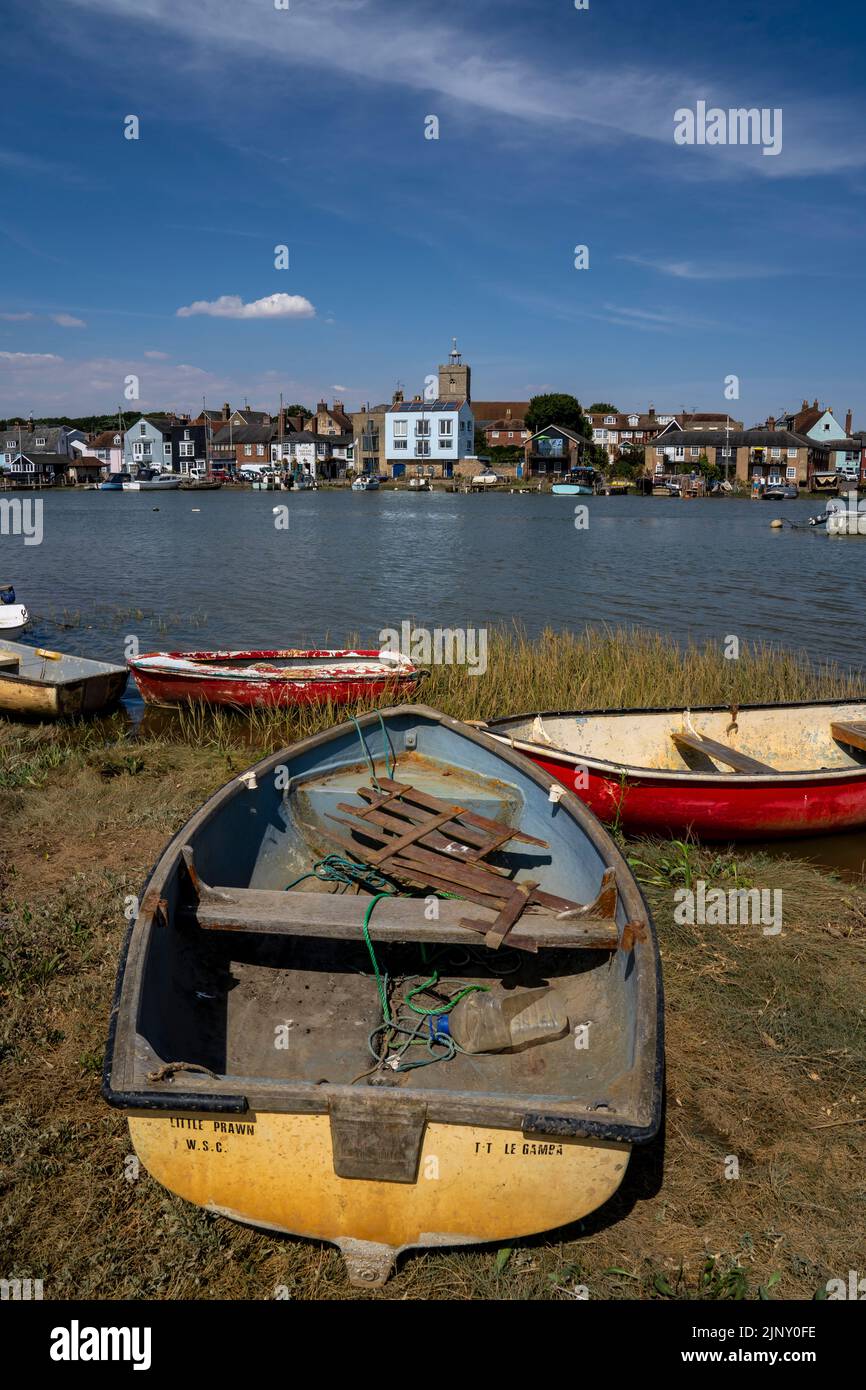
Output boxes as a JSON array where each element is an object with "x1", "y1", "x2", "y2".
[{"x1": 384, "y1": 398, "x2": 474, "y2": 480}]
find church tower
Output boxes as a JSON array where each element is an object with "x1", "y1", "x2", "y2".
[{"x1": 438, "y1": 337, "x2": 471, "y2": 402}]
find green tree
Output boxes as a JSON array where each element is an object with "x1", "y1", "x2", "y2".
[
  {"x1": 282, "y1": 404, "x2": 310, "y2": 418},
  {"x1": 525, "y1": 393, "x2": 592, "y2": 439},
  {"x1": 588, "y1": 402, "x2": 618, "y2": 414}
]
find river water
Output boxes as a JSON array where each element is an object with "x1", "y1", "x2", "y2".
[
  {"x1": 6, "y1": 489, "x2": 865, "y2": 665},
  {"x1": 5, "y1": 487, "x2": 866, "y2": 874}
]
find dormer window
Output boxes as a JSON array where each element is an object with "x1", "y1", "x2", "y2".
[
  {"x1": 628, "y1": 415, "x2": 639, "y2": 427},
  {"x1": 35, "y1": 436, "x2": 46, "y2": 446},
  {"x1": 604, "y1": 415, "x2": 615, "y2": 425}
]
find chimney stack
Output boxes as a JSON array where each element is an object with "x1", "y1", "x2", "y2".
[
  {"x1": 845, "y1": 409, "x2": 853, "y2": 435},
  {"x1": 767, "y1": 415, "x2": 776, "y2": 431},
  {"x1": 222, "y1": 402, "x2": 230, "y2": 420},
  {"x1": 392, "y1": 388, "x2": 404, "y2": 404},
  {"x1": 648, "y1": 403, "x2": 655, "y2": 418}
]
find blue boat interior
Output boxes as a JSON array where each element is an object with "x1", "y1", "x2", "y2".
[{"x1": 132, "y1": 711, "x2": 652, "y2": 1123}]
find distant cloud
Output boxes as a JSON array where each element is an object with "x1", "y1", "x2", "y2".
[
  {"x1": 0, "y1": 351, "x2": 63, "y2": 364},
  {"x1": 620, "y1": 255, "x2": 783, "y2": 282},
  {"x1": 0, "y1": 311, "x2": 35, "y2": 321},
  {"x1": 65, "y1": 0, "x2": 866, "y2": 179},
  {"x1": 144, "y1": 349, "x2": 169, "y2": 359},
  {"x1": 176, "y1": 293, "x2": 315, "y2": 320},
  {"x1": 332, "y1": 384, "x2": 347, "y2": 392},
  {"x1": 52, "y1": 313, "x2": 87, "y2": 328}
]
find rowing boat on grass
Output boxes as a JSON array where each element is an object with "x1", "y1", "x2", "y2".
[
  {"x1": 103, "y1": 704, "x2": 662, "y2": 1286},
  {"x1": 0, "y1": 640, "x2": 128, "y2": 717},
  {"x1": 483, "y1": 701, "x2": 866, "y2": 839},
  {"x1": 127, "y1": 648, "x2": 422, "y2": 708}
]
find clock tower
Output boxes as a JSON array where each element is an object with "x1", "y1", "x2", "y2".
[{"x1": 438, "y1": 337, "x2": 471, "y2": 402}]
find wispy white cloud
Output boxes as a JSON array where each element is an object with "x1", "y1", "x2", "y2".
[
  {"x1": 176, "y1": 293, "x2": 315, "y2": 320},
  {"x1": 144, "y1": 349, "x2": 169, "y2": 359},
  {"x1": 620, "y1": 254, "x2": 786, "y2": 282},
  {"x1": 52, "y1": 313, "x2": 87, "y2": 328},
  {"x1": 0, "y1": 351, "x2": 64, "y2": 364},
  {"x1": 0, "y1": 311, "x2": 35, "y2": 321},
  {"x1": 65, "y1": 0, "x2": 865, "y2": 179}
]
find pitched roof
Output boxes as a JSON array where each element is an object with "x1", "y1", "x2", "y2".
[
  {"x1": 471, "y1": 400, "x2": 530, "y2": 423},
  {"x1": 212, "y1": 424, "x2": 274, "y2": 445},
  {"x1": 654, "y1": 427, "x2": 822, "y2": 450}
]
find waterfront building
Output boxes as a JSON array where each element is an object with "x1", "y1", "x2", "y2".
[{"x1": 384, "y1": 396, "x2": 475, "y2": 480}]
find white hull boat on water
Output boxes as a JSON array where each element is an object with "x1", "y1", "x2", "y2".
[
  {"x1": 0, "y1": 585, "x2": 28, "y2": 639},
  {"x1": 352, "y1": 475, "x2": 380, "y2": 491}
]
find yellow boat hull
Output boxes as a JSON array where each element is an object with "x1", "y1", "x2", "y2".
[{"x1": 129, "y1": 1110, "x2": 631, "y2": 1285}]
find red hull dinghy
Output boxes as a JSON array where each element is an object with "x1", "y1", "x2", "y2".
[
  {"x1": 483, "y1": 701, "x2": 866, "y2": 840},
  {"x1": 128, "y1": 648, "x2": 422, "y2": 709}
]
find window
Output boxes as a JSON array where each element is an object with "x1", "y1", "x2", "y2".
[
  {"x1": 179, "y1": 442, "x2": 194, "y2": 457},
  {"x1": 35, "y1": 437, "x2": 46, "y2": 446},
  {"x1": 604, "y1": 415, "x2": 615, "y2": 425},
  {"x1": 394, "y1": 420, "x2": 408, "y2": 439},
  {"x1": 786, "y1": 467, "x2": 797, "y2": 480},
  {"x1": 416, "y1": 419, "x2": 430, "y2": 437},
  {"x1": 720, "y1": 447, "x2": 732, "y2": 457},
  {"x1": 164, "y1": 443, "x2": 171, "y2": 456},
  {"x1": 787, "y1": 448, "x2": 797, "y2": 459},
  {"x1": 771, "y1": 447, "x2": 781, "y2": 459},
  {"x1": 690, "y1": 447, "x2": 700, "y2": 458},
  {"x1": 657, "y1": 416, "x2": 673, "y2": 425},
  {"x1": 257, "y1": 444, "x2": 264, "y2": 456},
  {"x1": 439, "y1": 420, "x2": 453, "y2": 438},
  {"x1": 674, "y1": 447, "x2": 684, "y2": 461},
  {"x1": 393, "y1": 439, "x2": 407, "y2": 450},
  {"x1": 628, "y1": 415, "x2": 639, "y2": 427},
  {"x1": 415, "y1": 440, "x2": 430, "y2": 456},
  {"x1": 244, "y1": 444, "x2": 252, "y2": 456},
  {"x1": 140, "y1": 423, "x2": 147, "y2": 435}
]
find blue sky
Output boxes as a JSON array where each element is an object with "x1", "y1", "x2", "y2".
[{"x1": 2, "y1": 0, "x2": 866, "y2": 424}]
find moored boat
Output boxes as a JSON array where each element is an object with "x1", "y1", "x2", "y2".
[
  {"x1": 128, "y1": 647, "x2": 423, "y2": 708},
  {"x1": 103, "y1": 704, "x2": 662, "y2": 1285},
  {"x1": 352, "y1": 474, "x2": 380, "y2": 491},
  {"x1": 483, "y1": 702, "x2": 866, "y2": 839},
  {"x1": 0, "y1": 640, "x2": 128, "y2": 717},
  {"x1": 0, "y1": 584, "x2": 28, "y2": 639}
]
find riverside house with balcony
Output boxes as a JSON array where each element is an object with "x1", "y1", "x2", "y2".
[
  {"x1": 384, "y1": 397, "x2": 474, "y2": 480},
  {"x1": 522, "y1": 425, "x2": 594, "y2": 479},
  {"x1": 647, "y1": 425, "x2": 832, "y2": 489}
]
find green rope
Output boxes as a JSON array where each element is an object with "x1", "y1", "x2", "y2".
[
  {"x1": 403, "y1": 970, "x2": 488, "y2": 1017},
  {"x1": 283, "y1": 853, "x2": 392, "y2": 895},
  {"x1": 361, "y1": 892, "x2": 394, "y2": 1023},
  {"x1": 350, "y1": 711, "x2": 395, "y2": 792}
]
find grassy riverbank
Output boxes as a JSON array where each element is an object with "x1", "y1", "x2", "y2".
[{"x1": 1, "y1": 628, "x2": 864, "y2": 1300}]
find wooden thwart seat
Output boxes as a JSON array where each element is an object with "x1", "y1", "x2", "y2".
[
  {"x1": 830, "y1": 720, "x2": 866, "y2": 755},
  {"x1": 670, "y1": 728, "x2": 775, "y2": 774},
  {"x1": 181, "y1": 847, "x2": 637, "y2": 953}
]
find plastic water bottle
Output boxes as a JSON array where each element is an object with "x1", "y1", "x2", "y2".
[{"x1": 436, "y1": 987, "x2": 569, "y2": 1054}]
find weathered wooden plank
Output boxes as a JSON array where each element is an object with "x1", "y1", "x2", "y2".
[
  {"x1": 671, "y1": 729, "x2": 774, "y2": 774},
  {"x1": 190, "y1": 887, "x2": 619, "y2": 949},
  {"x1": 831, "y1": 720, "x2": 866, "y2": 755},
  {"x1": 374, "y1": 778, "x2": 548, "y2": 847}
]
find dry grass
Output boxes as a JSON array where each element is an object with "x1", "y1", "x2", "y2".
[{"x1": 1, "y1": 627, "x2": 864, "y2": 1300}]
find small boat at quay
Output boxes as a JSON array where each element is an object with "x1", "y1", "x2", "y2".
[
  {"x1": 0, "y1": 640, "x2": 128, "y2": 717},
  {"x1": 99, "y1": 474, "x2": 129, "y2": 491},
  {"x1": 483, "y1": 702, "x2": 866, "y2": 839},
  {"x1": 103, "y1": 704, "x2": 662, "y2": 1285},
  {"x1": 0, "y1": 584, "x2": 28, "y2": 639},
  {"x1": 352, "y1": 474, "x2": 380, "y2": 491},
  {"x1": 128, "y1": 648, "x2": 423, "y2": 708},
  {"x1": 762, "y1": 484, "x2": 799, "y2": 501}
]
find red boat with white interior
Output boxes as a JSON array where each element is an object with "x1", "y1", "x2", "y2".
[
  {"x1": 482, "y1": 700, "x2": 866, "y2": 839},
  {"x1": 128, "y1": 648, "x2": 422, "y2": 709}
]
